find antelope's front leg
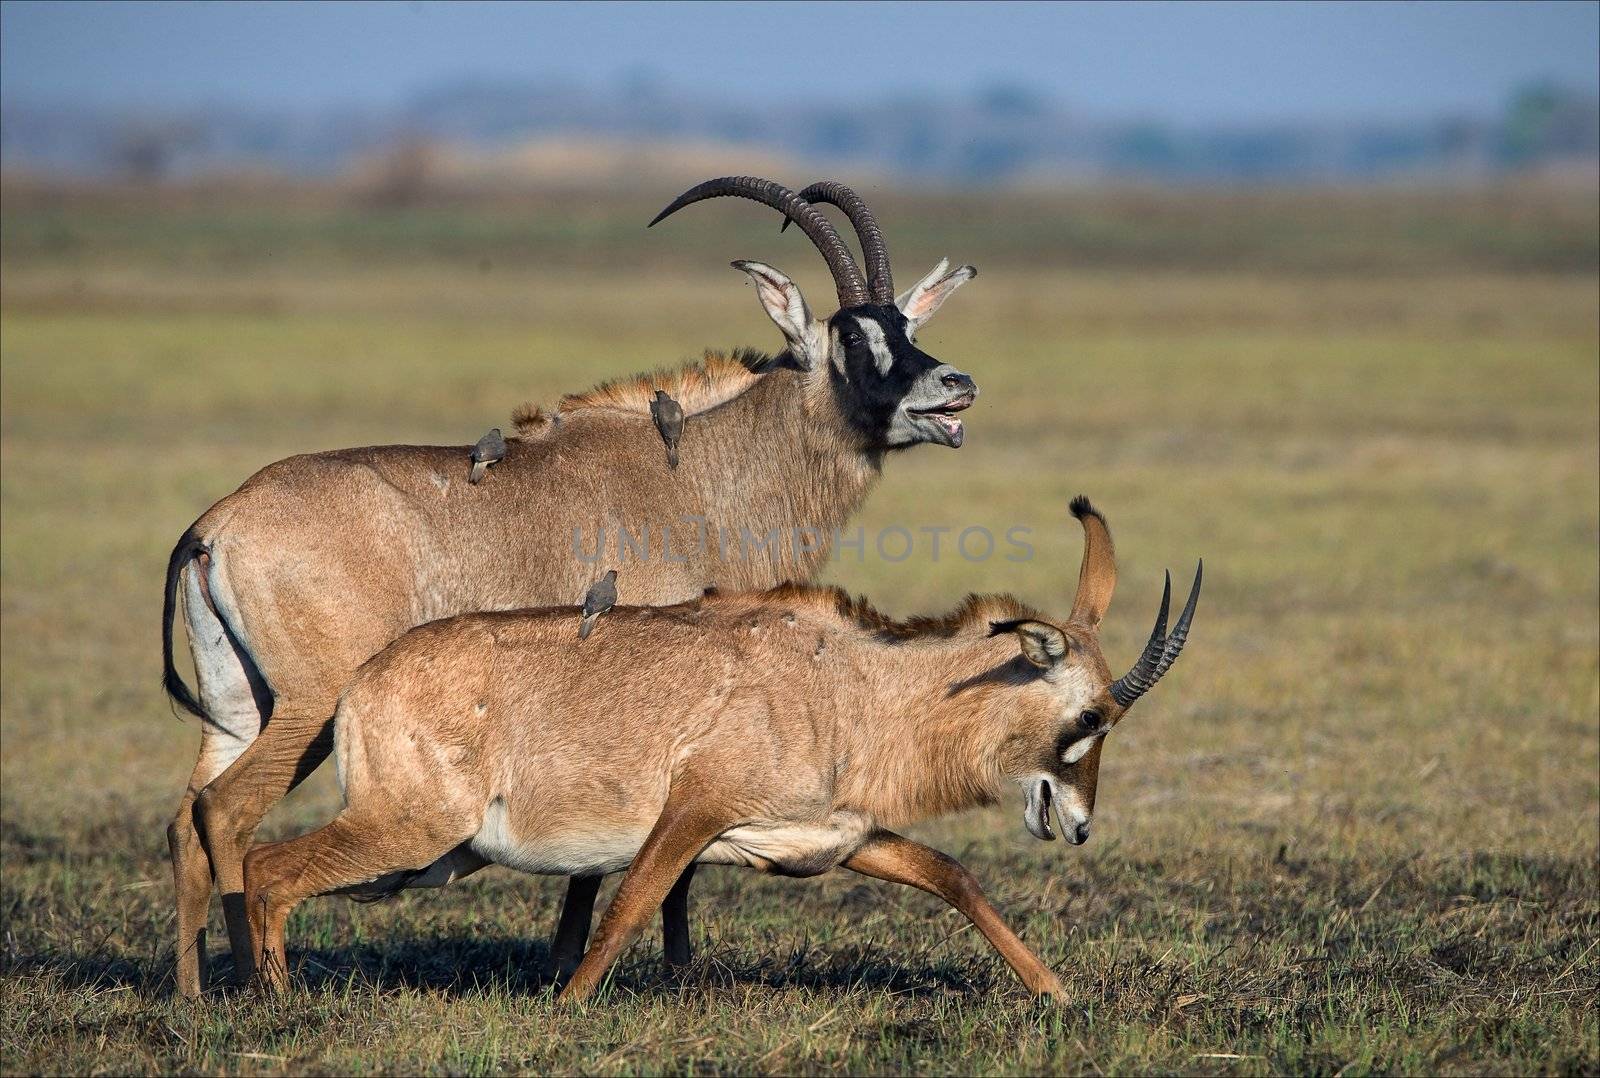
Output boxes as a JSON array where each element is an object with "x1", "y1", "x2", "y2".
[
  {"x1": 845, "y1": 830, "x2": 1064, "y2": 999},
  {"x1": 557, "y1": 783, "x2": 731, "y2": 1003}
]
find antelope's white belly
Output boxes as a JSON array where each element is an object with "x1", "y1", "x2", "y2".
[
  {"x1": 699, "y1": 813, "x2": 874, "y2": 877},
  {"x1": 461, "y1": 800, "x2": 874, "y2": 881},
  {"x1": 468, "y1": 797, "x2": 648, "y2": 876}
]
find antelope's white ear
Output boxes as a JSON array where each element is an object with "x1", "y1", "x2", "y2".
[
  {"x1": 990, "y1": 619, "x2": 1067, "y2": 671},
  {"x1": 731, "y1": 260, "x2": 828, "y2": 370},
  {"x1": 896, "y1": 258, "x2": 977, "y2": 335}
]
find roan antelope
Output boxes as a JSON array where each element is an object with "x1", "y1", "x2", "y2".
[
  {"x1": 243, "y1": 498, "x2": 1200, "y2": 1001},
  {"x1": 160, "y1": 176, "x2": 980, "y2": 995}
]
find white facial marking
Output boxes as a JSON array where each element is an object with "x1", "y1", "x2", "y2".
[
  {"x1": 831, "y1": 326, "x2": 850, "y2": 375},
  {"x1": 1061, "y1": 733, "x2": 1101, "y2": 765},
  {"x1": 857, "y1": 317, "x2": 894, "y2": 375}
]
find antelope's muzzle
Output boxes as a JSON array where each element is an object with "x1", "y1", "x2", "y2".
[
  {"x1": 903, "y1": 367, "x2": 978, "y2": 448},
  {"x1": 1023, "y1": 777, "x2": 1092, "y2": 845}
]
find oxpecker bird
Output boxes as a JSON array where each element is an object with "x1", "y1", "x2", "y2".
[
  {"x1": 650, "y1": 389, "x2": 685, "y2": 469},
  {"x1": 578, "y1": 569, "x2": 618, "y2": 640},
  {"x1": 469, "y1": 428, "x2": 506, "y2": 484}
]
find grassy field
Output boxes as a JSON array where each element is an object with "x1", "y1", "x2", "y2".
[{"x1": 1, "y1": 182, "x2": 1597, "y2": 1074}]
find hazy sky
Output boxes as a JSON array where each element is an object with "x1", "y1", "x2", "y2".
[{"x1": 3, "y1": 0, "x2": 1596, "y2": 123}]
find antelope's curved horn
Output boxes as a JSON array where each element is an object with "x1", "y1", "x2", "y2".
[
  {"x1": 779, "y1": 181, "x2": 894, "y2": 304},
  {"x1": 650, "y1": 176, "x2": 870, "y2": 309},
  {"x1": 1109, "y1": 561, "x2": 1201, "y2": 708}
]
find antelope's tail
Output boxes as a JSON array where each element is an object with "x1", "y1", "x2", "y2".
[{"x1": 162, "y1": 527, "x2": 209, "y2": 720}]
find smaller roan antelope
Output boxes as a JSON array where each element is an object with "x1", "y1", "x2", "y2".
[{"x1": 244, "y1": 499, "x2": 1199, "y2": 1001}]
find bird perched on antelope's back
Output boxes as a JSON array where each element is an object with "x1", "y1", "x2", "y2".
[
  {"x1": 578, "y1": 569, "x2": 618, "y2": 640},
  {"x1": 469, "y1": 428, "x2": 507, "y2": 484},
  {"x1": 650, "y1": 389, "x2": 685, "y2": 470}
]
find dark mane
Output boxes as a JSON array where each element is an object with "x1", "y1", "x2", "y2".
[{"x1": 756, "y1": 583, "x2": 1042, "y2": 643}]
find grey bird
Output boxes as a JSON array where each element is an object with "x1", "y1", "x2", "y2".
[
  {"x1": 650, "y1": 389, "x2": 685, "y2": 470},
  {"x1": 578, "y1": 569, "x2": 618, "y2": 640},
  {"x1": 469, "y1": 427, "x2": 506, "y2": 484}
]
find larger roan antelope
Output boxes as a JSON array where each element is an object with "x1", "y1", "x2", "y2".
[
  {"x1": 160, "y1": 176, "x2": 980, "y2": 996},
  {"x1": 244, "y1": 499, "x2": 1200, "y2": 1001}
]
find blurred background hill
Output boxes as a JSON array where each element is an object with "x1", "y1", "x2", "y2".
[
  {"x1": 5, "y1": 75, "x2": 1596, "y2": 186},
  {"x1": 3, "y1": 0, "x2": 1596, "y2": 188}
]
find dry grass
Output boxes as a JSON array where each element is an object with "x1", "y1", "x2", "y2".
[{"x1": 1, "y1": 183, "x2": 1596, "y2": 1074}]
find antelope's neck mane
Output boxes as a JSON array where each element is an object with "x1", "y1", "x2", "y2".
[
  {"x1": 511, "y1": 349, "x2": 773, "y2": 435},
  {"x1": 752, "y1": 584, "x2": 1043, "y2": 644},
  {"x1": 756, "y1": 585, "x2": 1047, "y2": 828}
]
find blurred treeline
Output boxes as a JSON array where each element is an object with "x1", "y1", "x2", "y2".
[{"x1": 3, "y1": 78, "x2": 1596, "y2": 186}]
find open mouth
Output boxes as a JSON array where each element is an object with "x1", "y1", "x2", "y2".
[
  {"x1": 908, "y1": 392, "x2": 976, "y2": 446},
  {"x1": 1024, "y1": 777, "x2": 1066, "y2": 842},
  {"x1": 1023, "y1": 776, "x2": 1089, "y2": 844}
]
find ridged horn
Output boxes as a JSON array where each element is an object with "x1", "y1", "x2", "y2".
[
  {"x1": 650, "y1": 176, "x2": 870, "y2": 309},
  {"x1": 779, "y1": 181, "x2": 894, "y2": 304},
  {"x1": 1109, "y1": 561, "x2": 1202, "y2": 708}
]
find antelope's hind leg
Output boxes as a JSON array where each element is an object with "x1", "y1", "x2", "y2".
[
  {"x1": 845, "y1": 831, "x2": 1064, "y2": 999},
  {"x1": 243, "y1": 808, "x2": 476, "y2": 993},
  {"x1": 546, "y1": 863, "x2": 698, "y2": 981},
  {"x1": 169, "y1": 556, "x2": 273, "y2": 998},
  {"x1": 660, "y1": 863, "x2": 698, "y2": 968},
  {"x1": 547, "y1": 875, "x2": 602, "y2": 980}
]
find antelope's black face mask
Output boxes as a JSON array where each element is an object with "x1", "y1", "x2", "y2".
[{"x1": 827, "y1": 305, "x2": 978, "y2": 450}]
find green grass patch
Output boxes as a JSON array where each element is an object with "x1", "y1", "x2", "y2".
[{"x1": 1, "y1": 187, "x2": 1595, "y2": 1073}]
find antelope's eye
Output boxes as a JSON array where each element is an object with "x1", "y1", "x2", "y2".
[
  {"x1": 1080, "y1": 710, "x2": 1103, "y2": 733},
  {"x1": 841, "y1": 331, "x2": 865, "y2": 348}
]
